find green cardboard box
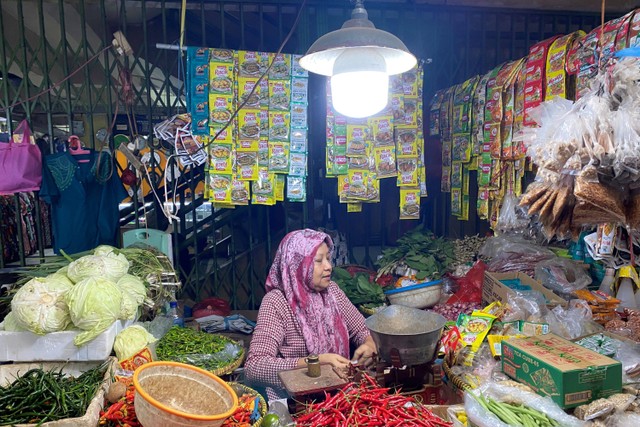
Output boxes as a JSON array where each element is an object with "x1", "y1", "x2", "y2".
[{"x1": 502, "y1": 334, "x2": 622, "y2": 409}]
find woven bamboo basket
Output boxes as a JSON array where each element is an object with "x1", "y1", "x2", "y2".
[
  {"x1": 211, "y1": 348, "x2": 246, "y2": 377},
  {"x1": 443, "y1": 360, "x2": 473, "y2": 392},
  {"x1": 227, "y1": 382, "x2": 268, "y2": 427}
]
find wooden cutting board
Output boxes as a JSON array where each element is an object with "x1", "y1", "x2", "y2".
[{"x1": 278, "y1": 363, "x2": 349, "y2": 397}]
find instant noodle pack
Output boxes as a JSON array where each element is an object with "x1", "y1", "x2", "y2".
[
  {"x1": 186, "y1": 47, "x2": 308, "y2": 207},
  {"x1": 325, "y1": 65, "x2": 426, "y2": 220}
]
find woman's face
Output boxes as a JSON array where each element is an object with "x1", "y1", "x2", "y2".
[{"x1": 311, "y1": 242, "x2": 332, "y2": 291}]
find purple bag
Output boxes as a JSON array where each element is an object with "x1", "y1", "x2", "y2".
[{"x1": 0, "y1": 120, "x2": 42, "y2": 194}]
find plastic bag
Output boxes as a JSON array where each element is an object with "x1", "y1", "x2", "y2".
[
  {"x1": 604, "y1": 412, "x2": 640, "y2": 426},
  {"x1": 544, "y1": 300, "x2": 602, "y2": 340},
  {"x1": 535, "y1": 257, "x2": 592, "y2": 295},
  {"x1": 496, "y1": 193, "x2": 529, "y2": 235},
  {"x1": 464, "y1": 382, "x2": 587, "y2": 427},
  {"x1": 520, "y1": 97, "x2": 584, "y2": 176},
  {"x1": 168, "y1": 341, "x2": 243, "y2": 370},
  {"x1": 479, "y1": 235, "x2": 555, "y2": 260},
  {"x1": 574, "y1": 165, "x2": 626, "y2": 223},
  {"x1": 574, "y1": 398, "x2": 615, "y2": 420},
  {"x1": 142, "y1": 315, "x2": 175, "y2": 340},
  {"x1": 613, "y1": 341, "x2": 640, "y2": 384},
  {"x1": 611, "y1": 103, "x2": 640, "y2": 184},
  {"x1": 502, "y1": 290, "x2": 549, "y2": 322},
  {"x1": 446, "y1": 260, "x2": 486, "y2": 304}
]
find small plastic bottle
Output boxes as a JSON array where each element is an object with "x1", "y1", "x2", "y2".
[
  {"x1": 598, "y1": 268, "x2": 615, "y2": 296},
  {"x1": 169, "y1": 300, "x2": 185, "y2": 327}
]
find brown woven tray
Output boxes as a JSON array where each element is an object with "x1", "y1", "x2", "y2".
[
  {"x1": 211, "y1": 348, "x2": 245, "y2": 377},
  {"x1": 442, "y1": 360, "x2": 473, "y2": 392},
  {"x1": 227, "y1": 382, "x2": 268, "y2": 427}
]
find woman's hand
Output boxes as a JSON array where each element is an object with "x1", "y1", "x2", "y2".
[
  {"x1": 352, "y1": 336, "x2": 377, "y2": 368},
  {"x1": 318, "y1": 353, "x2": 350, "y2": 369}
]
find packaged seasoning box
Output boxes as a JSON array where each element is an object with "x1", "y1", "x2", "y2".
[{"x1": 502, "y1": 333, "x2": 622, "y2": 409}]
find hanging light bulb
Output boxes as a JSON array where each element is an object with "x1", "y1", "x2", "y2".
[
  {"x1": 299, "y1": 0, "x2": 416, "y2": 118},
  {"x1": 330, "y1": 48, "x2": 388, "y2": 118}
]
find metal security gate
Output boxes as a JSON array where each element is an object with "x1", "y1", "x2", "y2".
[{"x1": 0, "y1": 0, "x2": 603, "y2": 306}]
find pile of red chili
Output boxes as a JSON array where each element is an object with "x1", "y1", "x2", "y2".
[
  {"x1": 222, "y1": 393, "x2": 259, "y2": 427},
  {"x1": 99, "y1": 383, "x2": 140, "y2": 427},
  {"x1": 295, "y1": 374, "x2": 452, "y2": 427}
]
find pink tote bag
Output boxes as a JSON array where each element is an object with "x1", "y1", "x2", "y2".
[{"x1": 0, "y1": 120, "x2": 42, "y2": 194}]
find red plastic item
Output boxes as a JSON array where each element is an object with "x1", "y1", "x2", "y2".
[
  {"x1": 192, "y1": 297, "x2": 231, "y2": 319},
  {"x1": 446, "y1": 260, "x2": 486, "y2": 304}
]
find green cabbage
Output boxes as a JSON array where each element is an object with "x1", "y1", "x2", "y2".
[
  {"x1": 66, "y1": 277, "x2": 123, "y2": 346},
  {"x1": 114, "y1": 325, "x2": 157, "y2": 361},
  {"x1": 117, "y1": 274, "x2": 147, "y2": 305},
  {"x1": 1, "y1": 311, "x2": 26, "y2": 331},
  {"x1": 94, "y1": 245, "x2": 118, "y2": 257},
  {"x1": 11, "y1": 276, "x2": 72, "y2": 334},
  {"x1": 67, "y1": 254, "x2": 130, "y2": 283},
  {"x1": 46, "y1": 272, "x2": 74, "y2": 287},
  {"x1": 116, "y1": 274, "x2": 147, "y2": 321},
  {"x1": 118, "y1": 292, "x2": 139, "y2": 320}
]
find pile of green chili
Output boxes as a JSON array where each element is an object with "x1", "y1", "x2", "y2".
[
  {"x1": 156, "y1": 326, "x2": 243, "y2": 372},
  {"x1": 0, "y1": 361, "x2": 108, "y2": 426}
]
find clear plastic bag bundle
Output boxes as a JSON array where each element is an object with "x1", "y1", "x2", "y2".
[{"x1": 534, "y1": 257, "x2": 592, "y2": 295}]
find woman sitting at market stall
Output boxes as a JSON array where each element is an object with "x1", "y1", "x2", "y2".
[{"x1": 245, "y1": 228, "x2": 376, "y2": 401}]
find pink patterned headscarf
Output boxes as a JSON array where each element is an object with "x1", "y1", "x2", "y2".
[{"x1": 266, "y1": 229, "x2": 350, "y2": 358}]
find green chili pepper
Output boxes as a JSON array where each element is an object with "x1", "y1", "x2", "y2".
[
  {"x1": 156, "y1": 326, "x2": 244, "y2": 372},
  {"x1": 0, "y1": 361, "x2": 109, "y2": 425}
]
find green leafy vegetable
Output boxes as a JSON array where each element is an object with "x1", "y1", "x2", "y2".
[
  {"x1": 376, "y1": 227, "x2": 455, "y2": 281},
  {"x1": 333, "y1": 267, "x2": 385, "y2": 306}
]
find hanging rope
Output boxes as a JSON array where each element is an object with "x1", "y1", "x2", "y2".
[{"x1": 599, "y1": 0, "x2": 606, "y2": 68}]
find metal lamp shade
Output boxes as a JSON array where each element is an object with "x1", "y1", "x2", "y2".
[{"x1": 298, "y1": 2, "x2": 417, "y2": 77}]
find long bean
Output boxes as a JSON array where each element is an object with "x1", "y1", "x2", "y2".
[
  {"x1": 0, "y1": 361, "x2": 108, "y2": 426},
  {"x1": 471, "y1": 394, "x2": 560, "y2": 427}
]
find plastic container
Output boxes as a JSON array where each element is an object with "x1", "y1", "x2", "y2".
[
  {"x1": 617, "y1": 277, "x2": 637, "y2": 310},
  {"x1": 0, "y1": 357, "x2": 116, "y2": 427},
  {"x1": 0, "y1": 319, "x2": 132, "y2": 362},
  {"x1": 384, "y1": 279, "x2": 443, "y2": 309},
  {"x1": 598, "y1": 268, "x2": 615, "y2": 296},
  {"x1": 133, "y1": 361, "x2": 238, "y2": 427}
]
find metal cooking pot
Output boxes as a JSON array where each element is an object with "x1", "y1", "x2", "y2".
[{"x1": 365, "y1": 304, "x2": 446, "y2": 366}]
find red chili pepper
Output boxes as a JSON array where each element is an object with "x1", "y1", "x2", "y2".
[{"x1": 293, "y1": 373, "x2": 452, "y2": 426}]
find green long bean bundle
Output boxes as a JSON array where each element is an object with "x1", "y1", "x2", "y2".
[{"x1": 0, "y1": 361, "x2": 108, "y2": 426}]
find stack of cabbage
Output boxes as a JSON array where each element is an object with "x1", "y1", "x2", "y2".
[{"x1": 0, "y1": 245, "x2": 147, "y2": 346}]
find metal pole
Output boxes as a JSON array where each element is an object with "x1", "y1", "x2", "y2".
[
  {"x1": 57, "y1": 0, "x2": 74, "y2": 136},
  {"x1": 79, "y1": 0, "x2": 95, "y2": 148},
  {"x1": 0, "y1": 5, "x2": 13, "y2": 269}
]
